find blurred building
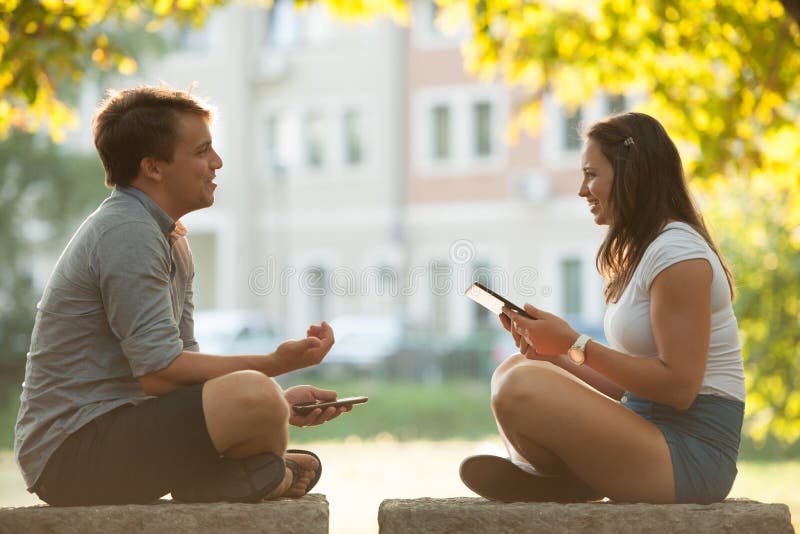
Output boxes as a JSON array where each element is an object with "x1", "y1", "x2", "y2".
[{"x1": 66, "y1": 1, "x2": 629, "y2": 348}]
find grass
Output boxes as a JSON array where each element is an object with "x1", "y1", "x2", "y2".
[
  {"x1": 0, "y1": 385, "x2": 20, "y2": 450},
  {"x1": 281, "y1": 378, "x2": 498, "y2": 443}
]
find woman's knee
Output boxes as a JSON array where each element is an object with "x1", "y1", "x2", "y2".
[
  {"x1": 491, "y1": 353, "x2": 528, "y2": 390},
  {"x1": 491, "y1": 361, "x2": 562, "y2": 419}
]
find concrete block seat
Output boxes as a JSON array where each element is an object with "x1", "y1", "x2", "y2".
[
  {"x1": 0, "y1": 494, "x2": 328, "y2": 534},
  {"x1": 378, "y1": 497, "x2": 794, "y2": 534}
]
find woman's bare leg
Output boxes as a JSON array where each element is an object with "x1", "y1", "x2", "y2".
[{"x1": 491, "y1": 355, "x2": 675, "y2": 503}]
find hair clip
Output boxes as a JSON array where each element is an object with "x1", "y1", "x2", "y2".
[{"x1": 624, "y1": 137, "x2": 635, "y2": 147}]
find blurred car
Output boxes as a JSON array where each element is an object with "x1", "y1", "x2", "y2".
[
  {"x1": 192, "y1": 309, "x2": 283, "y2": 355},
  {"x1": 324, "y1": 314, "x2": 404, "y2": 370}
]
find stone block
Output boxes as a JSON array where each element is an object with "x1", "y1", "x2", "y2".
[
  {"x1": 0, "y1": 493, "x2": 328, "y2": 534},
  {"x1": 378, "y1": 497, "x2": 794, "y2": 534}
]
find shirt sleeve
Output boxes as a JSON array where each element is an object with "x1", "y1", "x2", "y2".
[
  {"x1": 639, "y1": 228, "x2": 712, "y2": 291},
  {"x1": 93, "y1": 221, "x2": 184, "y2": 377}
]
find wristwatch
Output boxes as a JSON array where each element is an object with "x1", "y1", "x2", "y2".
[{"x1": 568, "y1": 334, "x2": 591, "y2": 365}]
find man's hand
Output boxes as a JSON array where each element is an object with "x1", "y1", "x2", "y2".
[
  {"x1": 284, "y1": 385, "x2": 351, "y2": 427},
  {"x1": 272, "y1": 321, "x2": 335, "y2": 375}
]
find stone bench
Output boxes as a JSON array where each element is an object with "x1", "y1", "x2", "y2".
[
  {"x1": 378, "y1": 498, "x2": 794, "y2": 533},
  {"x1": 0, "y1": 493, "x2": 328, "y2": 534}
]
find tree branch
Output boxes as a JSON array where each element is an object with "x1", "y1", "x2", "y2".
[{"x1": 780, "y1": 0, "x2": 800, "y2": 27}]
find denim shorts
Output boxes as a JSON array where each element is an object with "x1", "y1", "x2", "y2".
[{"x1": 621, "y1": 392, "x2": 744, "y2": 504}]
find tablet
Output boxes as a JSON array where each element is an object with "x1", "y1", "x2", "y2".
[{"x1": 465, "y1": 282, "x2": 534, "y2": 319}]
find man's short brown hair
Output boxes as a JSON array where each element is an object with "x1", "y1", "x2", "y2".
[{"x1": 93, "y1": 86, "x2": 213, "y2": 187}]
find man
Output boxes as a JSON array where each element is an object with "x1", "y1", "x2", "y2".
[{"x1": 15, "y1": 86, "x2": 347, "y2": 505}]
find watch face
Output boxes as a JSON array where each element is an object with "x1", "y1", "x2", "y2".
[{"x1": 568, "y1": 347, "x2": 585, "y2": 365}]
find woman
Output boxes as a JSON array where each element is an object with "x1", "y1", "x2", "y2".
[{"x1": 460, "y1": 112, "x2": 745, "y2": 504}]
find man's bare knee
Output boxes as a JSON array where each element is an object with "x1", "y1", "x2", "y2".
[
  {"x1": 203, "y1": 371, "x2": 289, "y2": 456},
  {"x1": 224, "y1": 371, "x2": 288, "y2": 425}
]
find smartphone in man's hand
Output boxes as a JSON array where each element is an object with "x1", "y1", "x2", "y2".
[{"x1": 292, "y1": 396, "x2": 369, "y2": 415}]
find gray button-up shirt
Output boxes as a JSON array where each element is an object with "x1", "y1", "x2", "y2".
[{"x1": 15, "y1": 186, "x2": 199, "y2": 490}]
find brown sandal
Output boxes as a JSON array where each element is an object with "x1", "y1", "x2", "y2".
[{"x1": 285, "y1": 449, "x2": 322, "y2": 494}]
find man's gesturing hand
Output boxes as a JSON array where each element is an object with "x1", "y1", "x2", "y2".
[{"x1": 272, "y1": 321, "x2": 335, "y2": 375}]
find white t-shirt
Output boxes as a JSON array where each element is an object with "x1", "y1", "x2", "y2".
[{"x1": 604, "y1": 221, "x2": 746, "y2": 402}]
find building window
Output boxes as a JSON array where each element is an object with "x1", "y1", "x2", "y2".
[
  {"x1": 473, "y1": 101, "x2": 492, "y2": 157},
  {"x1": 431, "y1": 104, "x2": 451, "y2": 160},
  {"x1": 472, "y1": 261, "x2": 495, "y2": 328},
  {"x1": 560, "y1": 258, "x2": 582, "y2": 316},
  {"x1": 265, "y1": 0, "x2": 299, "y2": 48},
  {"x1": 188, "y1": 232, "x2": 217, "y2": 309},
  {"x1": 607, "y1": 93, "x2": 627, "y2": 114},
  {"x1": 265, "y1": 116, "x2": 279, "y2": 172},
  {"x1": 305, "y1": 112, "x2": 325, "y2": 168},
  {"x1": 264, "y1": 114, "x2": 290, "y2": 179},
  {"x1": 429, "y1": 260, "x2": 450, "y2": 333},
  {"x1": 564, "y1": 107, "x2": 583, "y2": 151},
  {"x1": 306, "y1": 266, "x2": 328, "y2": 322},
  {"x1": 176, "y1": 25, "x2": 210, "y2": 52},
  {"x1": 343, "y1": 110, "x2": 363, "y2": 165}
]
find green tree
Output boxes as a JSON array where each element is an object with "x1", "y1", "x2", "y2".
[
  {"x1": 702, "y1": 177, "x2": 800, "y2": 450},
  {"x1": 0, "y1": 133, "x2": 107, "y2": 373},
  {"x1": 0, "y1": 133, "x2": 108, "y2": 449},
  {"x1": 0, "y1": 0, "x2": 228, "y2": 140}
]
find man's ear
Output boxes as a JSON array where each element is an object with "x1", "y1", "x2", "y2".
[{"x1": 139, "y1": 157, "x2": 163, "y2": 183}]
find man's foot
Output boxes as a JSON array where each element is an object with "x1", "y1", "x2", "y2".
[
  {"x1": 263, "y1": 450, "x2": 322, "y2": 500},
  {"x1": 459, "y1": 455, "x2": 603, "y2": 503}
]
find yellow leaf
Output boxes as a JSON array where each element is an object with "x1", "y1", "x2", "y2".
[
  {"x1": 58, "y1": 16, "x2": 76, "y2": 32},
  {"x1": 117, "y1": 57, "x2": 137, "y2": 75},
  {"x1": 40, "y1": 0, "x2": 63, "y2": 12},
  {"x1": 92, "y1": 48, "x2": 106, "y2": 64},
  {"x1": 154, "y1": 0, "x2": 173, "y2": 17},
  {"x1": 0, "y1": 70, "x2": 12, "y2": 91},
  {"x1": 145, "y1": 19, "x2": 164, "y2": 32}
]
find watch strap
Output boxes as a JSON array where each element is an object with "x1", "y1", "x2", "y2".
[{"x1": 571, "y1": 334, "x2": 591, "y2": 351}]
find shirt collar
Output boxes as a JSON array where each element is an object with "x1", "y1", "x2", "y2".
[{"x1": 114, "y1": 186, "x2": 176, "y2": 238}]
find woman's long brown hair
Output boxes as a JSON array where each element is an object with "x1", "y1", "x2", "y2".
[{"x1": 585, "y1": 112, "x2": 734, "y2": 303}]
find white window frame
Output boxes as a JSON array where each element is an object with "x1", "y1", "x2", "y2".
[
  {"x1": 410, "y1": 0, "x2": 466, "y2": 50},
  {"x1": 540, "y1": 92, "x2": 604, "y2": 171},
  {"x1": 258, "y1": 97, "x2": 375, "y2": 183},
  {"x1": 412, "y1": 84, "x2": 508, "y2": 177},
  {"x1": 540, "y1": 90, "x2": 646, "y2": 171},
  {"x1": 540, "y1": 242, "x2": 605, "y2": 323}
]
